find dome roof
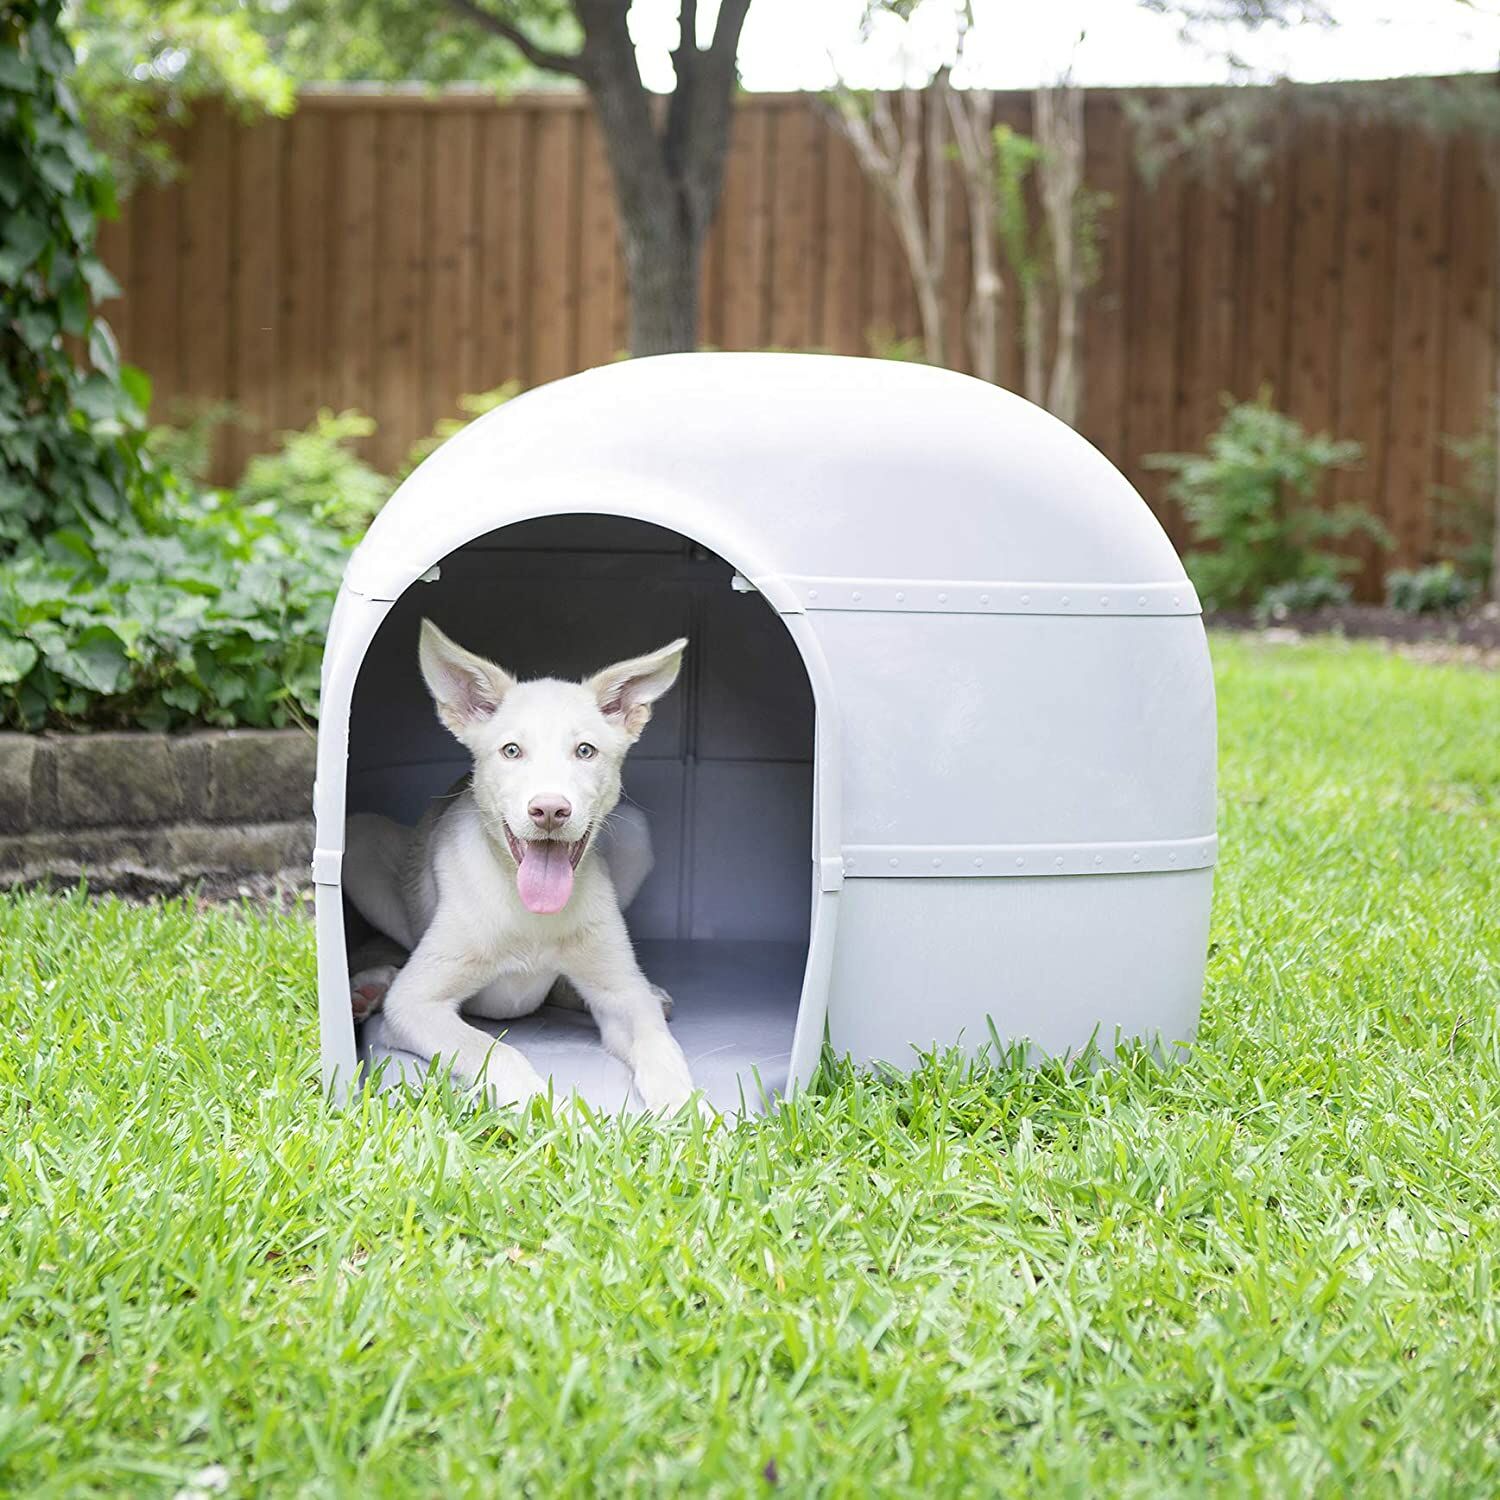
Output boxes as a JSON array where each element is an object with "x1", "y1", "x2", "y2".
[{"x1": 343, "y1": 352, "x2": 1192, "y2": 605}]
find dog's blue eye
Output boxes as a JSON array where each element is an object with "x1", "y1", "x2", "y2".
[
  {"x1": 501, "y1": 743, "x2": 522, "y2": 759},
  {"x1": 576, "y1": 742, "x2": 596, "y2": 760}
]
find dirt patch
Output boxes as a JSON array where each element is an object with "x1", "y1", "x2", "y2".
[
  {"x1": 8, "y1": 869, "x2": 314, "y2": 913},
  {"x1": 1205, "y1": 603, "x2": 1500, "y2": 649}
]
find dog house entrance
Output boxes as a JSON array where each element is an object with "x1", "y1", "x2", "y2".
[{"x1": 344, "y1": 515, "x2": 816, "y2": 1113}]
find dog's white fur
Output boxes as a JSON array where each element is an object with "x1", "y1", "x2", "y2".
[{"x1": 343, "y1": 620, "x2": 697, "y2": 1113}]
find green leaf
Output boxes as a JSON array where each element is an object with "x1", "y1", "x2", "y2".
[
  {"x1": 44, "y1": 625, "x2": 131, "y2": 695},
  {"x1": 80, "y1": 256, "x2": 120, "y2": 302},
  {"x1": 0, "y1": 636, "x2": 39, "y2": 686},
  {"x1": 1, "y1": 212, "x2": 48, "y2": 273},
  {"x1": 0, "y1": 52, "x2": 36, "y2": 92},
  {"x1": 119, "y1": 364, "x2": 152, "y2": 415},
  {"x1": 58, "y1": 275, "x2": 88, "y2": 336}
]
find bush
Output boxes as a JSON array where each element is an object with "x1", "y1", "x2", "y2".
[
  {"x1": 237, "y1": 408, "x2": 392, "y2": 529},
  {"x1": 1257, "y1": 575, "x2": 1353, "y2": 620},
  {"x1": 0, "y1": 0, "x2": 163, "y2": 551},
  {"x1": 1147, "y1": 391, "x2": 1386, "y2": 611},
  {"x1": 1385, "y1": 562, "x2": 1479, "y2": 616},
  {"x1": 0, "y1": 482, "x2": 348, "y2": 730},
  {"x1": 1434, "y1": 403, "x2": 1497, "y2": 595}
]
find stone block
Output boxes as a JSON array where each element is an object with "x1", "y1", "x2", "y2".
[
  {"x1": 207, "y1": 732, "x2": 316, "y2": 823},
  {"x1": 52, "y1": 734, "x2": 181, "y2": 828}
]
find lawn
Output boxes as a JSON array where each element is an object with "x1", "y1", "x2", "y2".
[{"x1": 1, "y1": 636, "x2": 1497, "y2": 1497}]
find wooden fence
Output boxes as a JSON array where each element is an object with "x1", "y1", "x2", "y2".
[{"x1": 95, "y1": 87, "x2": 1496, "y2": 584}]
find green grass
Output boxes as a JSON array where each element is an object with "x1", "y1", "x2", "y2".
[{"x1": 2, "y1": 636, "x2": 1498, "y2": 1497}]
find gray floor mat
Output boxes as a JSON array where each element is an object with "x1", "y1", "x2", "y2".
[{"x1": 357, "y1": 939, "x2": 804, "y2": 1116}]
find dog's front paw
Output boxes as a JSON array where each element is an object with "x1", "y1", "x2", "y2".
[
  {"x1": 633, "y1": 1059, "x2": 696, "y2": 1116},
  {"x1": 472, "y1": 1058, "x2": 550, "y2": 1112},
  {"x1": 350, "y1": 964, "x2": 400, "y2": 1021}
]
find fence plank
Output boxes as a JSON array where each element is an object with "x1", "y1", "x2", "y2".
[
  {"x1": 1238, "y1": 114, "x2": 1293, "y2": 403},
  {"x1": 578, "y1": 116, "x2": 622, "y2": 370},
  {"x1": 1124, "y1": 167, "x2": 1185, "y2": 538},
  {"x1": 425, "y1": 108, "x2": 482, "y2": 427},
  {"x1": 1285, "y1": 110, "x2": 1344, "y2": 440},
  {"x1": 1384, "y1": 129, "x2": 1450, "y2": 567},
  {"x1": 327, "y1": 110, "x2": 379, "y2": 445},
  {"x1": 229, "y1": 117, "x2": 283, "y2": 470},
  {"x1": 372, "y1": 109, "x2": 426, "y2": 473},
  {"x1": 1438, "y1": 137, "x2": 1496, "y2": 548},
  {"x1": 176, "y1": 106, "x2": 233, "y2": 476},
  {"x1": 529, "y1": 107, "x2": 580, "y2": 385},
  {"x1": 720, "y1": 104, "x2": 772, "y2": 351},
  {"x1": 768, "y1": 104, "x2": 818, "y2": 350},
  {"x1": 1080, "y1": 93, "x2": 1129, "y2": 458},
  {"x1": 1334, "y1": 116, "x2": 1399, "y2": 592},
  {"x1": 477, "y1": 108, "x2": 529, "y2": 389},
  {"x1": 279, "y1": 110, "x2": 329, "y2": 437},
  {"x1": 127, "y1": 164, "x2": 182, "y2": 423}
]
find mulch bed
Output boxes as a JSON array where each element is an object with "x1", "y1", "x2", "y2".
[{"x1": 1205, "y1": 604, "x2": 1500, "y2": 670}]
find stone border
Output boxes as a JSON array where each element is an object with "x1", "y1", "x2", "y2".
[{"x1": 0, "y1": 730, "x2": 315, "y2": 893}]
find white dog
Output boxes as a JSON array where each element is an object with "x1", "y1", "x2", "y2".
[{"x1": 343, "y1": 619, "x2": 697, "y2": 1113}]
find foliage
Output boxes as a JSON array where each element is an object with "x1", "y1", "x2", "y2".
[
  {"x1": 237, "y1": 407, "x2": 393, "y2": 529},
  {"x1": 1257, "y1": 573, "x2": 1350, "y2": 618},
  {"x1": 0, "y1": 0, "x2": 160, "y2": 550},
  {"x1": 68, "y1": 0, "x2": 293, "y2": 189},
  {"x1": 992, "y1": 123, "x2": 1044, "y2": 296},
  {"x1": 247, "y1": 0, "x2": 573, "y2": 87},
  {"x1": 864, "y1": 328, "x2": 927, "y2": 363},
  {"x1": 3, "y1": 639, "x2": 1500, "y2": 1491},
  {"x1": 1147, "y1": 391, "x2": 1384, "y2": 611},
  {"x1": 400, "y1": 380, "x2": 521, "y2": 478},
  {"x1": 0, "y1": 6, "x2": 348, "y2": 731},
  {"x1": 64, "y1": 0, "x2": 570, "y2": 187},
  {"x1": 143, "y1": 396, "x2": 237, "y2": 481},
  {"x1": 1384, "y1": 562, "x2": 1479, "y2": 616},
  {"x1": 1434, "y1": 406, "x2": 1497, "y2": 593},
  {"x1": 0, "y1": 482, "x2": 349, "y2": 730}
]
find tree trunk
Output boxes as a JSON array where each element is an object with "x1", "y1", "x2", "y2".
[
  {"x1": 1036, "y1": 84, "x2": 1084, "y2": 427},
  {"x1": 824, "y1": 85, "x2": 949, "y2": 367},
  {"x1": 947, "y1": 86, "x2": 1001, "y2": 383},
  {"x1": 1022, "y1": 282, "x2": 1045, "y2": 407},
  {"x1": 614, "y1": 175, "x2": 703, "y2": 356},
  {"x1": 572, "y1": 0, "x2": 749, "y2": 357}
]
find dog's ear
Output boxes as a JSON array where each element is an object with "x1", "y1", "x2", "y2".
[
  {"x1": 588, "y1": 637, "x2": 687, "y2": 740},
  {"x1": 418, "y1": 619, "x2": 515, "y2": 740}
]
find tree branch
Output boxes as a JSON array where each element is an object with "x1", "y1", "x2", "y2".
[{"x1": 445, "y1": 0, "x2": 586, "y2": 78}]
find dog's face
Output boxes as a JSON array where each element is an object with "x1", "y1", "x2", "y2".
[{"x1": 418, "y1": 619, "x2": 686, "y2": 914}]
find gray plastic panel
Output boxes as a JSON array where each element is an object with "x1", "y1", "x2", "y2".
[{"x1": 689, "y1": 761, "x2": 815, "y2": 942}]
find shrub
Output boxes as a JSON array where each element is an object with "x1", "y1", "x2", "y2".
[
  {"x1": 1258, "y1": 575, "x2": 1352, "y2": 620},
  {"x1": 0, "y1": 484, "x2": 348, "y2": 730},
  {"x1": 1147, "y1": 391, "x2": 1386, "y2": 611},
  {"x1": 0, "y1": 7, "x2": 352, "y2": 733},
  {"x1": 237, "y1": 408, "x2": 392, "y2": 529},
  {"x1": 1385, "y1": 562, "x2": 1479, "y2": 616},
  {"x1": 0, "y1": 0, "x2": 163, "y2": 551},
  {"x1": 1434, "y1": 402, "x2": 1497, "y2": 595}
]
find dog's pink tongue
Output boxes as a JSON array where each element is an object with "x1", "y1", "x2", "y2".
[{"x1": 516, "y1": 840, "x2": 574, "y2": 914}]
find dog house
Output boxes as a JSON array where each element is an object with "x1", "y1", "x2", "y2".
[{"x1": 312, "y1": 352, "x2": 1217, "y2": 1114}]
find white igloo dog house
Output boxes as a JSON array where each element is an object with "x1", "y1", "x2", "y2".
[{"x1": 312, "y1": 353, "x2": 1217, "y2": 1113}]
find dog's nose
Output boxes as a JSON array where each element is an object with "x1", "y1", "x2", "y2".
[{"x1": 528, "y1": 794, "x2": 572, "y2": 832}]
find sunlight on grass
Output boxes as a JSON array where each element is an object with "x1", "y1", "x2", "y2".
[{"x1": 1, "y1": 637, "x2": 1497, "y2": 1495}]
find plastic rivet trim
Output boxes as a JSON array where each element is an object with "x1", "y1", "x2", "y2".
[{"x1": 843, "y1": 836, "x2": 1218, "y2": 879}]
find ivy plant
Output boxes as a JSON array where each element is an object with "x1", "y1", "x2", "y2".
[{"x1": 0, "y1": 0, "x2": 165, "y2": 553}]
